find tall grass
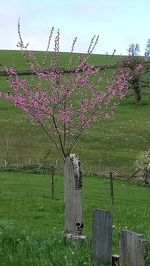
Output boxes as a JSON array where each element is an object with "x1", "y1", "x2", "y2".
[{"x1": 0, "y1": 223, "x2": 99, "y2": 266}]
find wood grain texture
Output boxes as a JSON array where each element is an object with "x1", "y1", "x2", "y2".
[{"x1": 92, "y1": 209, "x2": 112, "y2": 266}]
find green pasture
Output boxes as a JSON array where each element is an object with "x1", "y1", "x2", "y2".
[
  {"x1": 0, "y1": 172, "x2": 150, "y2": 265},
  {"x1": 0, "y1": 50, "x2": 149, "y2": 176}
]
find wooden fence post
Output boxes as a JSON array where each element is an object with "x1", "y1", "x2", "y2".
[
  {"x1": 119, "y1": 230, "x2": 150, "y2": 266},
  {"x1": 109, "y1": 171, "x2": 114, "y2": 206},
  {"x1": 92, "y1": 209, "x2": 112, "y2": 265},
  {"x1": 51, "y1": 165, "x2": 55, "y2": 199}
]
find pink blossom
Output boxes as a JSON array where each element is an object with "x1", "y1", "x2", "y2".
[
  {"x1": 79, "y1": 77, "x2": 88, "y2": 85},
  {"x1": 0, "y1": 23, "x2": 133, "y2": 157},
  {"x1": 59, "y1": 107, "x2": 72, "y2": 124}
]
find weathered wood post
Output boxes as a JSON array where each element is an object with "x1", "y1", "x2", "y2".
[
  {"x1": 51, "y1": 165, "x2": 55, "y2": 199},
  {"x1": 143, "y1": 163, "x2": 150, "y2": 185},
  {"x1": 92, "y1": 209, "x2": 112, "y2": 265},
  {"x1": 119, "y1": 230, "x2": 150, "y2": 266},
  {"x1": 109, "y1": 171, "x2": 114, "y2": 206},
  {"x1": 64, "y1": 154, "x2": 84, "y2": 238}
]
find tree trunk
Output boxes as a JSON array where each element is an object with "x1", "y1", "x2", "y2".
[
  {"x1": 132, "y1": 77, "x2": 141, "y2": 104},
  {"x1": 143, "y1": 164, "x2": 150, "y2": 185},
  {"x1": 133, "y1": 87, "x2": 141, "y2": 105},
  {"x1": 64, "y1": 154, "x2": 83, "y2": 236}
]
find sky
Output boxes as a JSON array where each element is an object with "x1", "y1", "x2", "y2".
[{"x1": 0, "y1": 0, "x2": 150, "y2": 55}]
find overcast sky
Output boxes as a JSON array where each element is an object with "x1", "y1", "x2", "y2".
[{"x1": 0, "y1": 0, "x2": 149, "y2": 55}]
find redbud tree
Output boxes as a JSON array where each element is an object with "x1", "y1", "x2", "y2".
[{"x1": 0, "y1": 21, "x2": 129, "y2": 159}]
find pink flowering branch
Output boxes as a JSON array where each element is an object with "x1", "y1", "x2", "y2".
[{"x1": 0, "y1": 20, "x2": 131, "y2": 158}]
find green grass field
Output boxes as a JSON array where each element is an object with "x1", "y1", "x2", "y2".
[
  {"x1": 0, "y1": 172, "x2": 150, "y2": 265},
  {"x1": 0, "y1": 50, "x2": 150, "y2": 176},
  {"x1": 0, "y1": 50, "x2": 150, "y2": 265}
]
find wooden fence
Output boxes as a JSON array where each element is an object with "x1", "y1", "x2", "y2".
[
  {"x1": 0, "y1": 61, "x2": 150, "y2": 77},
  {"x1": 0, "y1": 63, "x2": 119, "y2": 77}
]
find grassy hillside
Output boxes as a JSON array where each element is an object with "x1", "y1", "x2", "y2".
[
  {"x1": 0, "y1": 171, "x2": 150, "y2": 265},
  {"x1": 0, "y1": 50, "x2": 150, "y2": 176}
]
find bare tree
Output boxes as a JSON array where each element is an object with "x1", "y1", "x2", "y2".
[
  {"x1": 127, "y1": 43, "x2": 140, "y2": 56},
  {"x1": 144, "y1": 38, "x2": 150, "y2": 56}
]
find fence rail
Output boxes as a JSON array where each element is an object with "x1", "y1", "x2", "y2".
[{"x1": 0, "y1": 61, "x2": 150, "y2": 77}]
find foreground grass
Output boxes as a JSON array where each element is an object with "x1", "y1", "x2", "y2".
[
  {"x1": 0, "y1": 225, "x2": 96, "y2": 266},
  {"x1": 0, "y1": 172, "x2": 150, "y2": 265}
]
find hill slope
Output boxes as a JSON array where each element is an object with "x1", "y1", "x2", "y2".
[{"x1": 0, "y1": 50, "x2": 149, "y2": 176}]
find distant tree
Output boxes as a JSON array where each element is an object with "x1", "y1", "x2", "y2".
[
  {"x1": 127, "y1": 43, "x2": 140, "y2": 56},
  {"x1": 125, "y1": 56, "x2": 143, "y2": 104},
  {"x1": 144, "y1": 38, "x2": 150, "y2": 56},
  {"x1": 124, "y1": 41, "x2": 150, "y2": 104},
  {"x1": 121, "y1": 54, "x2": 150, "y2": 105}
]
